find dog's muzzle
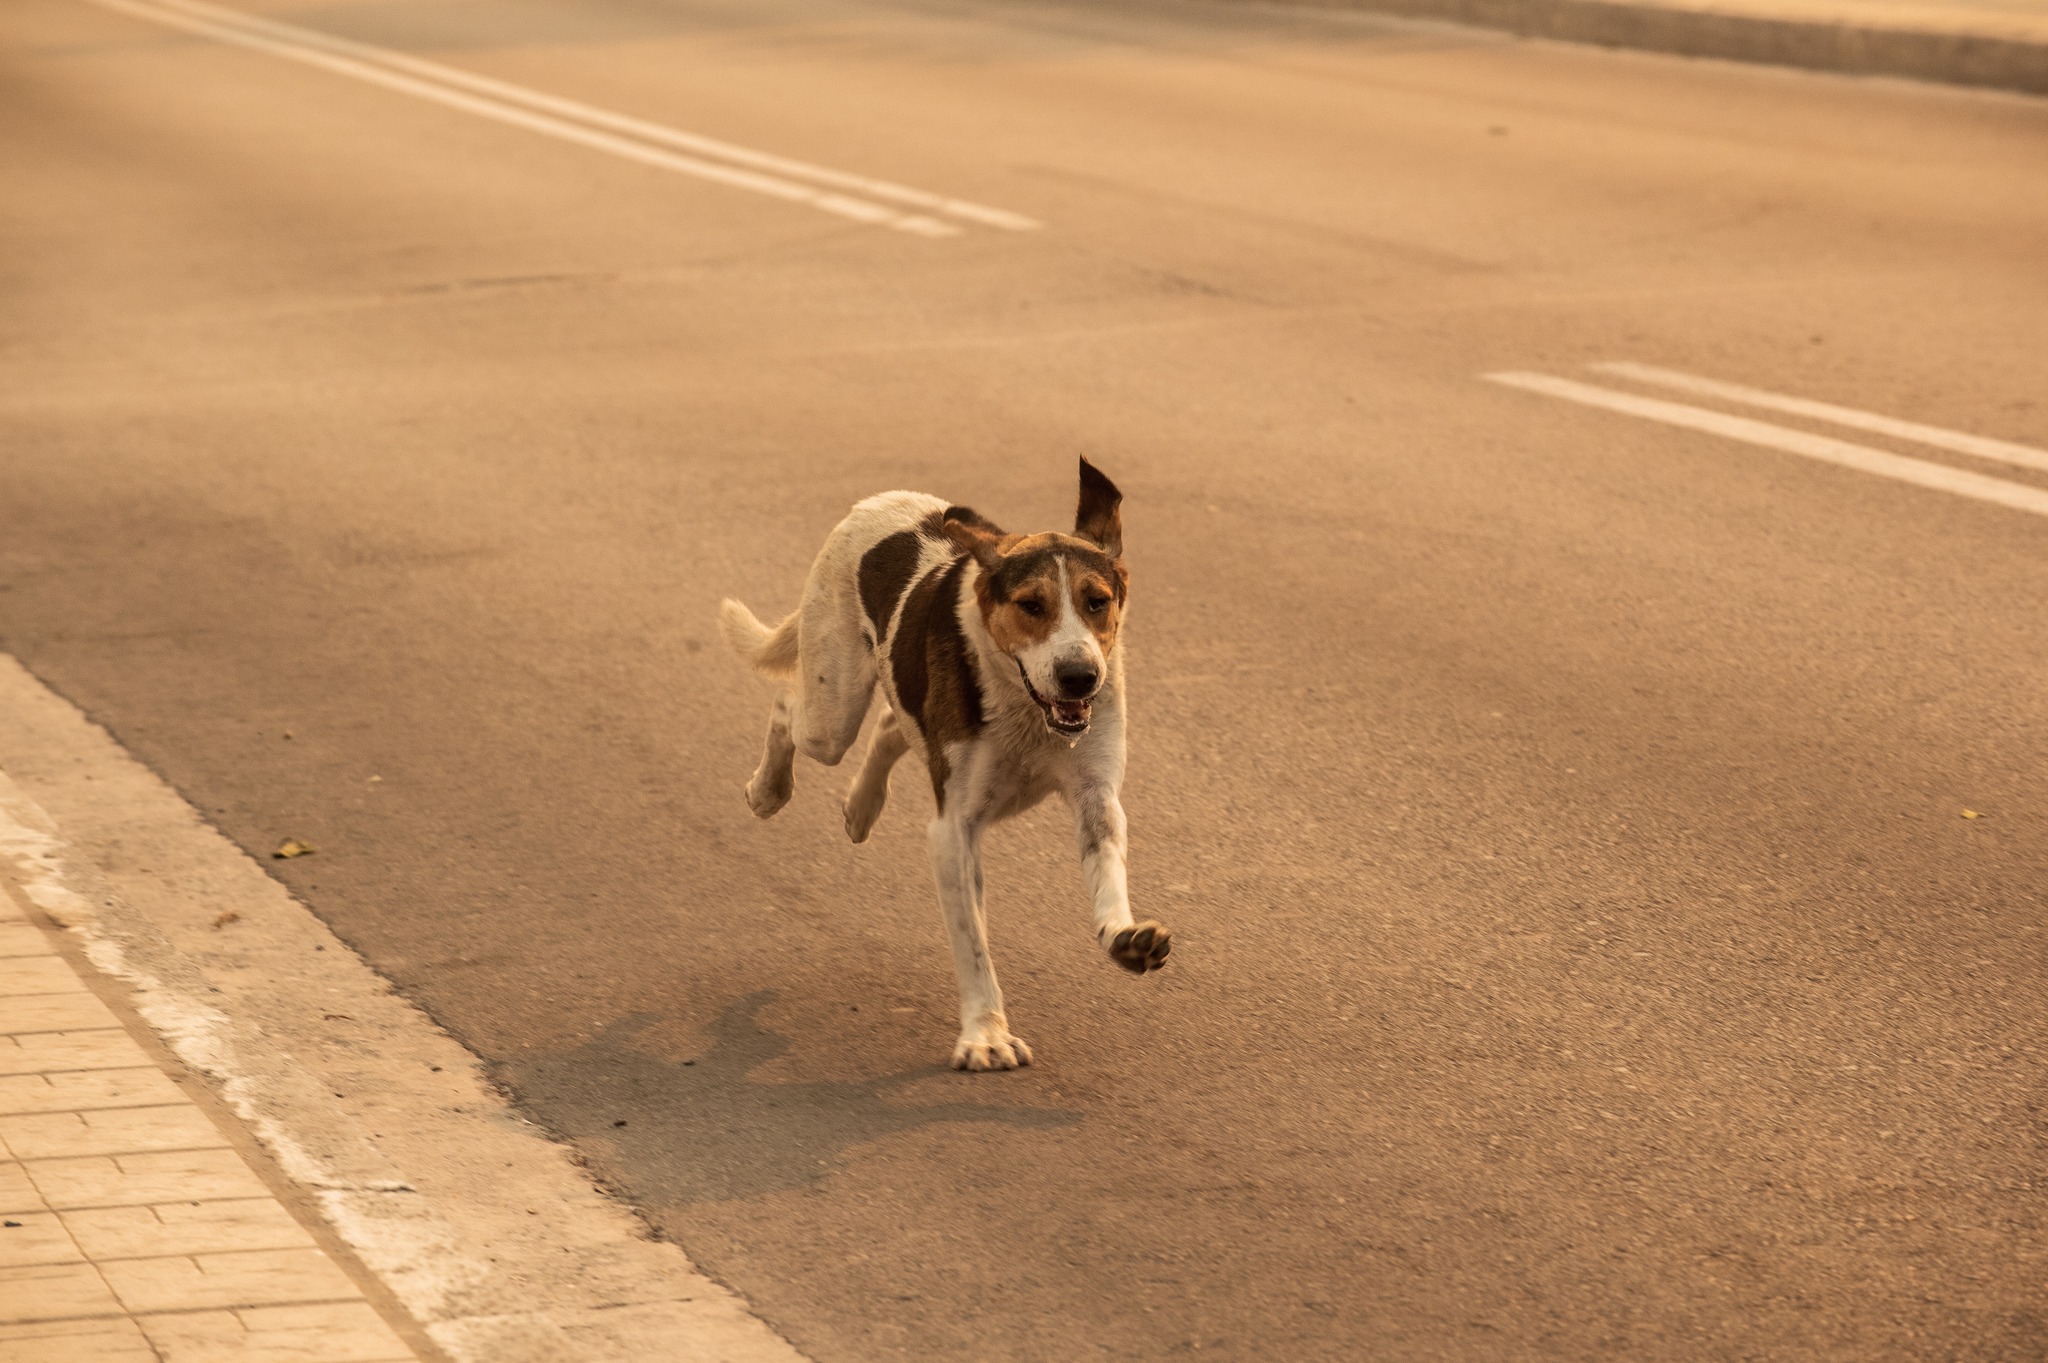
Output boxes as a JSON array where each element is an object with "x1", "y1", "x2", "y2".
[{"x1": 1016, "y1": 659, "x2": 1092, "y2": 737}]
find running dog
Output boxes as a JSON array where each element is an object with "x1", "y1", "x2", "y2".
[{"x1": 718, "y1": 458, "x2": 1170, "y2": 1071}]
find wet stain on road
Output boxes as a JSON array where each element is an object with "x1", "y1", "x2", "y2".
[{"x1": 497, "y1": 992, "x2": 1078, "y2": 1204}]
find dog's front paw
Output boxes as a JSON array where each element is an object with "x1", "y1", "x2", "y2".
[
  {"x1": 1107, "y1": 921, "x2": 1172, "y2": 974},
  {"x1": 951, "y1": 1020, "x2": 1033, "y2": 1072}
]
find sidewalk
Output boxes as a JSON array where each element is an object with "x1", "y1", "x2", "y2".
[
  {"x1": 0, "y1": 655, "x2": 809, "y2": 1363},
  {"x1": 0, "y1": 883, "x2": 422, "y2": 1363},
  {"x1": 1271, "y1": 0, "x2": 2048, "y2": 94}
]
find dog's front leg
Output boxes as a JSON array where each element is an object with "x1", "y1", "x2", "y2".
[
  {"x1": 1074, "y1": 789, "x2": 1171, "y2": 974},
  {"x1": 927, "y1": 815, "x2": 1031, "y2": 1071}
]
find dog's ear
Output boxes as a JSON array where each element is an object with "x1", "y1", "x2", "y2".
[
  {"x1": 1075, "y1": 457, "x2": 1123, "y2": 557},
  {"x1": 941, "y1": 507, "x2": 1006, "y2": 571}
]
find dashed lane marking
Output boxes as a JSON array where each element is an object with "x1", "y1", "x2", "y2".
[
  {"x1": 1590, "y1": 361, "x2": 2048, "y2": 476},
  {"x1": 82, "y1": 0, "x2": 1040, "y2": 238},
  {"x1": 1486, "y1": 370, "x2": 2048, "y2": 521}
]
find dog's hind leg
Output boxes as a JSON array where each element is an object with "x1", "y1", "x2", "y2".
[
  {"x1": 745, "y1": 692, "x2": 798, "y2": 818},
  {"x1": 928, "y1": 814, "x2": 1031, "y2": 1071},
  {"x1": 792, "y1": 576, "x2": 877, "y2": 768},
  {"x1": 843, "y1": 707, "x2": 908, "y2": 844}
]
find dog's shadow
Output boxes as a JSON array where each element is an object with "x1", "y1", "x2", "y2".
[{"x1": 497, "y1": 992, "x2": 1079, "y2": 1205}]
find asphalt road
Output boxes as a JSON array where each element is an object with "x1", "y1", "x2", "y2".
[{"x1": 5, "y1": 0, "x2": 2047, "y2": 1358}]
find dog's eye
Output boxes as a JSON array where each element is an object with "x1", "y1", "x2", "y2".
[
  {"x1": 1015, "y1": 598, "x2": 1045, "y2": 617},
  {"x1": 1085, "y1": 596, "x2": 1110, "y2": 613}
]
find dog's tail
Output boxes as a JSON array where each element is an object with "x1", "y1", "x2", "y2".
[{"x1": 718, "y1": 599, "x2": 801, "y2": 678}]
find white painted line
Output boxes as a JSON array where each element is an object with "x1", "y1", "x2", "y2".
[
  {"x1": 153, "y1": 0, "x2": 1041, "y2": 233},
  {"x1": 1486, "y1": 371, "x2": 2048, "y2": 521},
  {"x1": 80, "y1": 0, "x2": 974, "y2": 238},
  {"x1": 1591, "y1": 361, "x2": 2048, "y2": 476},
  {"x1": 0, "y1": 877, "x2": 420, "y2": 1356},
  {"x1": 0, "y1": 654, "x2": 812, "y2": 1363}
]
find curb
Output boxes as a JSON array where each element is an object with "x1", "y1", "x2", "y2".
[
  {"x1": 1257, "y1": 0, "x2": 2048, "y2": 95},
  {"x1": 0, "y1": 825, "x2": 434, "y2": 1363},
  {"x1": 0, "y1": 655, "x2": 812, "y2": 1363}
]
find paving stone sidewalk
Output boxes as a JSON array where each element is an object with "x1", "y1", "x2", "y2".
[
  {"x1": 0, "y1": 882, "x2": 422, "y2": 1363},
  {"x1": 1269, "y1": 0, "x2": 2048, "y2": 94}
]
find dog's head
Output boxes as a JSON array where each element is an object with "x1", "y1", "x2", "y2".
[{"x1": 943, "y1": 458, "x2": 1128, "y2": 738}]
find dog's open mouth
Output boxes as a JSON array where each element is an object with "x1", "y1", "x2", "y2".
[{"x1": 1017, "y1": 661, "x2": 1092, "y2": 736}]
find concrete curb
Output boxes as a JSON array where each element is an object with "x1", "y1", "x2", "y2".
[
  {"x1": 0, "y1": 655, "x2": 813, "y2": 1363},
  {"x1": 1260, "y1": 0, "x2": 2048, "y2": 94},
  {"x1": 0, "y1": 786, "x2": 439, "y2": 1363}
]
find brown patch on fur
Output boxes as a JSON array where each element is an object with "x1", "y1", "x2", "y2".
[
  {"x1": 935, "y1": 504, "x2": 1003, "y2": 538},
  {"x1": 972, "y1": 534, "x2": 1063, "y2": 653},
  {"x1": 889, "y1": 556, "x2": 984, "y2": 803},
  {"x1": 1065, "y1": 560, "x2": 1125, "y2": 653},
  {"x1": 964, "y1": 534, "x2": 1128, "y2": 656},
  {"x1": 938, "y1": 511, "x2": 1006, "y2": 573},
  {"x1": 858, "y1": 529, "x2": 923, "y2": 637}
]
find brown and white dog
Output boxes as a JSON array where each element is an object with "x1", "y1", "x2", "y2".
[{"x1": 718, "y1": 458, "x2": 1170, "y2": 1071}]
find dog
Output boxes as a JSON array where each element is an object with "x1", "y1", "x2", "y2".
[{"x1": 717, "y1": 458, "x2": 1170, "y2": 1071}]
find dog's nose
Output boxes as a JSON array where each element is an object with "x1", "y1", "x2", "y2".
[{"x1": 1054, "y1": 661, "x2": 1099, "y2": 699}]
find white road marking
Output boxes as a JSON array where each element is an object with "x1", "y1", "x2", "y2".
[
  {"x1": 1591, "y1": 361, "x2": 2048, "y2": 475},
  {"x1": 1486, "y1": 371, "x2": 2048, "y2": 520},
  {"x1": 86, "y1": 0, "x2": 943, "y2": 235},
  {"x1": 82, "y1": 0, "x2": 1035, "y2": 238},
  {"x1": 153, "y1": 0, "x2": 1041, "y2": 234}
]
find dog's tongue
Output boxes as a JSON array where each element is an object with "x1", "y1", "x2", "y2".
[{"x1": 1052, "y1": 698, "x2": 1091, "y2": 729}]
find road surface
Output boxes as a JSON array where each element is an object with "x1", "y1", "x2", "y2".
[{"x1": 4, "y1": 0, "x2": 2045, "y2": 1357}]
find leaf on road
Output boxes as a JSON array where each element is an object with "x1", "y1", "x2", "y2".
[
  {"x1": 273, "y1": 839, "x2": 316, "y2": 858},
  {"x1": 212, "y1": 910, "x2": 241, "y2": 929},
  {"x1": 1961, "y1": 809, "x2": 1983, "y2": 819}
]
